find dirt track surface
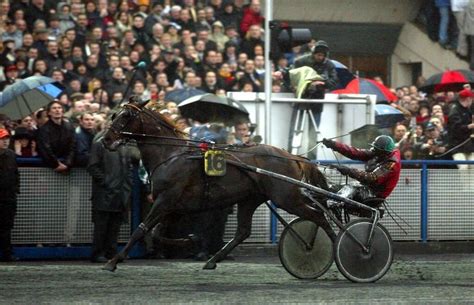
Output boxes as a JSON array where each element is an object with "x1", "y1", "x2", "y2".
[{"x1": 1, "y1": 254, "x2": 474, "y2": 304}]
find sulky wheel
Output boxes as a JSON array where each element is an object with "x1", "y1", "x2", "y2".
[
  {"x1": 279, "y1": 218, "x2": 334, "y2": 279},
  {"x1": 334, "y1": 219, "x2": 393, "y2": 283}
]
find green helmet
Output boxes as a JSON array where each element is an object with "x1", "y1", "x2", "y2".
[{"x1": 370, "y1": 135, "x2": 395, "y2": 153}]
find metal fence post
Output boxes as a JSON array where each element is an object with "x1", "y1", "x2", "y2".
[
  {"x1": 128, "y1": 168, "x2": 145, "y2": 257},
  {"x1": 270, "y1": 202, "x2": 278, "y2": 244},
  {"x1": 420, "y1": 162, "x2": 428, "y2": 242}
]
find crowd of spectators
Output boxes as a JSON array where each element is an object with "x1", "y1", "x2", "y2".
[
  {"x1": 386, "y1": 83, "x2": 474, "y2": 169},
  {"x1": 0, "y1": 0, "x2": 270, "y2": 159}
]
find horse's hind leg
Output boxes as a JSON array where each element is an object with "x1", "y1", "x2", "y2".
[
  {"x1": 203, "y1": 202, "x2": 259, "y2": 270},
  {"x1": 289, "y1": 202, "x2": 336, "y2": 241}
]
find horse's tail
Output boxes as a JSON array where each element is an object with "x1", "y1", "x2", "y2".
[{"x1": 302, "y1": 161, "x2": 329, "y2": 192}]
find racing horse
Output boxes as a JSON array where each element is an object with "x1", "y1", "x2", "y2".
[{"x1": 101, "y1": 98, "x2": 333, "y2": 272}]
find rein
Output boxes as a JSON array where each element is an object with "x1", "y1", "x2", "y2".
[{"x1": 112, "y1": 103, "x2": 323, "y2": 169}]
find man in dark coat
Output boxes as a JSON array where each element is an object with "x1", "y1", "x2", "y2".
[
  {"x1": 0, "y1": 128, "x2": 20, "y2": 262},
  {"x1": 37, "y1": 101, "x2": 75, "y2": 173},
  {"x1": 289, "y1": 40, "x2": 339, "y2": 159},
  {"x1": 447, "y1": 88, "x2": 474, "y2": 170},
  {"x1": 87, "y1": 130, "x2": 138, "y2": 263},
  {"x1": 74, "y1": 112, "x2": 95, "y2": 167},
  {"x1": 293, "y1": 40, "x2": 339, "y2": 91}
]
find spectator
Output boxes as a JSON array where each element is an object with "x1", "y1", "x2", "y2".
[
  {"x1": 195, "y1": 8, "x2": 211, "y2": 31},
  {"x1": 240, "y1": 24, "x2": 263, "y2": 59},
  {"x1": 0, "y1": 64, "x2": 19, "y2": 91},
  {"x1": 210, "y1": 21, "x2": 228, "y2": 52},
  {"x1": 144, "y1": 3, "x2": 164, "y2": 35},
  {"x1": 0, "y1": 128, "x2": 19, "y2": 262},
  {"x1": 87, "y1": 128, "x2": 138, "y2": 263},
  {"x1": 234, "y1": 121, "x2": 251, "y2": 144},
  {"x1": 196, "y1": 28, "x2": 218, "y2": 51},
  {"x1": 12, "y1": 127, "x2": 37, "y2": 157},
  {"x1": 2, "y1": 19, "x2": 22, "y2": 49},
  {"x1": 447, "y1": 88, "x2": 474, "y2": 169},
  {"x1": 435, "y1": 0, "x2": 453, "y2": 49},
  {"x1": 413, "y1": 121, "x2": 448, "y2": 160},
  {"x1": 201, "y1": 70, "x2": 223, "y2": 94},
  {"x1": 106, "y1": 67, "x2": 127, "y2": 97},
  {"x1": 131, "y1": 13, "x2": 149, "y2": 47},
  {"x1": 239, "y1": 59, "x2": 262, "y2": 92},
  {"x1": 460, "y1": 1, "x2": 474, "y2": 69},
  {"x1": 392, "y1": 123, "x2": 411, "y2": 150},
  {"x1": 74, "y1": 112, "x2": 96, "y2": 167},
  {"x1": 26, "y1": 0, "x2": 51, "y2": 32},
  {"x1": 225, "y1": 24, "x2": 241, "y2": 45},
  {"x1": 57, "y1": 4, "x2": 75, "y2": 34},
  {"x1": 416, "y1": 102, "x2": 431, "y2": 124},
  {"x1": 294, "y1": 40, "x2": 339, "y2": 91},
  {"x1": 177, "y1": 8, "x2": 195, "y2": 33},
  {"x1": 34, "y1": 108, "x2": 48, "y2": 128},
  {"x1": 240, "y1": 0, "x2": 264, "y2": 37},
  {"x1": 37, "y1": 101, "x2": 75, "y2": 173},
  {"x1": 219, "y1": 2, "x2": 240, "y2": 29}
]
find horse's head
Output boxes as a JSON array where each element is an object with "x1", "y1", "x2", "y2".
[
  {"x1": 102, "y1": 96, "x2": 149, "y2": 150},
  {"x1": 102, "y1": 96, "x2": 187, "y2": 150}
]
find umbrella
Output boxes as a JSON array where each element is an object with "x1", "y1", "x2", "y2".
[
  {"x1": 0, "y1": 76, "x2": 64, "y2": 120},
  {"x1": 331, "y1": 60, "x2": 355, "y2": 89},
  {"x1": 333, "y1": 78, "x2": 397, "y2": 103},
  {"x1": 374, "y1": 104, "x2": 405, "y2": 128},
  {"x1": 165, "y1": 88, "x2": 206, "y2": 104},
  {"x1": 419, "y1": 69, "x2": 474, "y2": 93},
  {"x1": 178, "y1": 93, "x2": 249, "y2": 125}
]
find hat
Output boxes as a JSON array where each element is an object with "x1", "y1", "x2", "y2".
[
  {"x1": 169, "y1": 22, "x2": 182, "y2": 31},
  {"x1": 424, "y1": 121, "x2": 436, "y2": 131},
  {"x1": 0, "y1": 128, "x2": 10, "y2": 139},
  {"x1": 137, "y1": 0, "x2": 150, "y2": 5},
  {"x1": 50, "y1": 14, "x2": 60, "y2": 21},
  {"x1": 225, "y1": 24, "x2": 237, "y2": 30},
  {"x1": 13, "y1": 127, "x2": 32, "y2": 140},
  {"x1": 70, "y1": 92, "x2": 85, "y2": 102},
  {"x1": 213, "y1": 21, "x2": 224, "y2": 28},
  {"x1": 312, "y1": 40, "x2": 329, "y2": 55},
  {"x1": 458, "y1": 88, "x2": 474, "y2": 99},
  {"x1": 5, "y1": 64, "x2": 17, "y2": 72},
  {"x1": 2, "y1": 38, "x2": 15, "y2": 45}
]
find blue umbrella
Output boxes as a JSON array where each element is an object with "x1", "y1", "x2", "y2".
[
  {"x1": 375, "y1": 104, "x2": 405, "y2": 128},
  {"x1": 165, "y1": 88, "x2": 206, "y2": 104},
  {"x1": 0, "y1": 76, "x2": 64, "y2": 120},
  {"x1": 331, "y1": 60, "x2": 355, "y2": 89}
]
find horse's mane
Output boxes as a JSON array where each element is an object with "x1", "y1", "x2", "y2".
[{"x1": 142, "y1": 106, "x2": 188, "y2": 139}]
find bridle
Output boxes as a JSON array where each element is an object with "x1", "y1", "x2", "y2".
[{"x1": 108, "y1": 103, "x2": 184, "y2": 142}]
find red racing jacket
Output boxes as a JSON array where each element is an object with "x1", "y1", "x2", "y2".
[{"x1": 332, "y1": 142, "x2": 401, "y2": 198}]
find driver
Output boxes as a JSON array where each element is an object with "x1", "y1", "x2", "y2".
[{"x1": 322, "y1": 135, "x2": 401, "y2": 208}]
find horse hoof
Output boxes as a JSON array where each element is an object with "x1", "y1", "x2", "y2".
[
  {"x1": 102, "y1": 261, "x2": 117, "y2": 272},
  {"x1": 203, "y1": 261, "x2": 217, "y2": 270}
]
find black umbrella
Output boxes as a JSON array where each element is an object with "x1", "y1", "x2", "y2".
[
  {"x1": 178, "y1": 94, "x2": 249, "y2": 125},
  {"x1": 165, "y1": 88, "x2": 206, "y2": 104}
]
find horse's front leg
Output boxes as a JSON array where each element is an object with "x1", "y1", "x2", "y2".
[
  {"x1": 203, "y1": 202, "x2": 259, "y2": 270},
  {"x1": 102, "y1": 222, "x2": 151, "y2": 272},
  {"x1": 103, "y1": 194, "x2": 166, "y2": 272}
]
